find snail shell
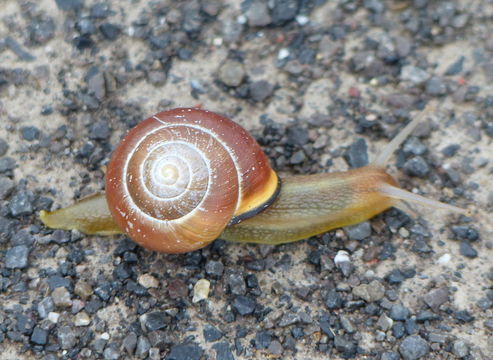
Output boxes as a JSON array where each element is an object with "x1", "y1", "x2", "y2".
[{"x1": 105, "y1": 108, "x2": 280, "y2": 253}]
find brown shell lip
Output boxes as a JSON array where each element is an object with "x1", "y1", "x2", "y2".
[{"x1": 228, "y1": 176, "x2": 282, "y2": 226}]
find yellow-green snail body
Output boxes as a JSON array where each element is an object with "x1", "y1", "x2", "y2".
[{"x1": 40, "y1": 107, "x2": 467, "y2": 253}]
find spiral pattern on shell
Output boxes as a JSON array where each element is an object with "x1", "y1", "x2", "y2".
[{"x1": 106, "y1": 108, "x2": 279, "y2": 253}]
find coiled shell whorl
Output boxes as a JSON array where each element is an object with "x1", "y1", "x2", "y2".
[{"x1": 105, "y1": 108, "x2": 279, "y2": 253}]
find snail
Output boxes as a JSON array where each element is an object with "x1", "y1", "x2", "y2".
[{"x1": 40, "y1": 107, "x2": 467, "y2": 253}]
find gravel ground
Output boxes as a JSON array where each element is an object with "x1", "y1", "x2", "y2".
[{"x1": 1, "y1": 0, "x2": 492, "y2": 359}]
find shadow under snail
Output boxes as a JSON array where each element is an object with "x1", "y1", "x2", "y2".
[{"x1": 40, "y1": 107, "x2": 467, "y2": 253}]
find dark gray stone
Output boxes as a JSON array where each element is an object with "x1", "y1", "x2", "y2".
[
  {"x1": 212, "y1": 342, "x2": 235, "y2": 360},
  {"x1": 399, "y1": 335, "x2": 429, "y2": 360},
  {"x1": 0, "y1": 177, "x2": 14, "y2": 200},
  {"x1": 426, "y1": 76, "x2": 447, "y2": 96},
  {"x1": 403, "y1": 156, "x2": 429, "y2": 177},
  {"x1": 233, "y1": 295, "x2": 256, "y2": 315},
  {"x1": 0, "y1": 138, "x2": 8, "y2": 156},
  {"x1": 390, "y1": 304, "x2": 410, "y2": 321},
  {"x1": 205, "y1": 260, "x2": 224, "y2": 277},
  {"x1": 271, "y1": 0, "x2": 299, "y2": 24},
  {"x1": 249, "y1": 80, "x2": 274, "y2": 102},
  {"x1": 345, "y1": 221, "x2": 371, "y2": 241},
  {"x1": 344, "y1": 138, "x2": 368, "y2": 168},
  {"x1": 57, "y1": 325, "x2": 77, "y2": 349},
  {"x1": 9, "y1": 191, "x2": 34, "y2": 216},
  {"x1": 31, "y1": 326, "x2": 48, "y2": 345},
  {"x1": 459, "y1": 241, "x2": 478, "y2": 258},
  {"x1": 203, "y1": 324, "x2": 223, "y2": 342},
  {"x1": 0, "y1": 157, "x2": 16, "y2": 173},
  {"x1": 5, "y1": 245, "x2": 29, "y2": 269},
  {"x1": 141, "y1": 311, "x2": 169, "y2": 332},
  {"x1": 55, "y1": 0, "x2": 84, "y2": 11},
  {"x1": 165, "y1": 342, "x2": 203, "y2": 360}
]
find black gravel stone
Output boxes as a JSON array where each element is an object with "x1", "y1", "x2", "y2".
[
  {"x1": 203, "y1": 324, "x2": 223, "y2": 342},
  {"x1": 390, "y1": 304, "x2": 410, "y2": 321},
  {"x1": 399, "y1": 335, "x2": 429, "y2": 360},
  {"x1": 27, "y1": 16, "x2": 55, "y2": 45},
  {"x1": 73, "y1": 34, "x2": 94, "y2": 49},
  {"x1": 392, "y1": 321, "x2": 405, "y2": 339},
  {"x1": 451, "y1": 226, "x2": 479, "y2": 241},
  {"x1": 205, "y1": 260, "x2": 224, "y2": 277},
  {"x1": 227, "y1": 271, "x2": 246, "y2": 296},
  {"x1": 286, "y1": 126, "x2": 309, "y2": 146},
  {"x1": 403, "y1": 156, "x2": 430, "y2": 177},
  {"x1": 459, "y1": 241, "x2": 478, "y2": 258},
  {"x1": 85, "y1": 299, "x2": 103, "y2": 314},
  {"x1": 48, "y1": 275, "x2": 71, "y2": 290},
  {"x1": 271, "y1": 0, "x2": 299, "y2": 24},
  {"x1": 325, "y1": 289, "x2": 343, "y2": 310},
  {"x1": 0, "y1": 176, "x2": 15, "y2": 200},
  {"x1": 344, "y1": 138, "x2": 369, "y2": 168},
  {"x1": 442, "y1": 144, "x2": 460, "y2": 157},
  {"x1": 0, "y1": 157, "x2": 16, "y2": 173},
  {"x1": 37, "y1": 297, "x2": 54, "y2": 318},
  {"x1": 141, "y1": 311, "x2": 169, "y2": 332},
  {"x1": 55, "y1": 0, "x2": 84, "y2": 11},
  {"x1": 444, "y1": 56, "x2": 465, "y2": 76},
  {"x1": 99, "y1": 23, "x2": 120, "y2": 40},
  {"x1": 90, "y1": 3, "x2": 110, "y2": 18},
  {"x1": 57, "y1": 325, "x2": 78, "y2": 349},
  {"x1": 94, "y1": 282, "x2": 112, "y2": 301},
  {"x1": 334, "y1": 335, "x2": 357, "y2": 358},
  {"x1": 9, "y1": 191, "x2": 35, "y2": 216},
  {"x1": 404, "y1": 318, "x2": 419, "y2": 335},
  {"x1": 386, "y1": 269, "x2": 405, "y2": 284},
  {"x1": 345, "y1": 221, "x2": 371, "y2": 241},
  {"x1": 403, "y1": 137, "x2": 427, "y2": 156},
  {"x1": 454, "y1": 310, "x2": 474, "y2": 323},
  {"x1": 416, "y1": 310, "x2": 440, "y2": 322},
  {"x1": 254, "y1": 330, "x2": 271, "y2": 349},
  {"x1": 20, "y1": 126, "x2": 41, "y2": 141},
  {"x1": 232, "y1": 295, "x2": 256, "y2": 316},
  {"x1": 381, "y1": 352, "x2": 400, "y2": 360},
  {"x1": 77, "y1": 18, "x2": 97, "y2": 35},
  {"x1": 31, "y1": 326, "x2": 48, "y2": 345},
  {"x1": 89, "y1": 121, "x2": 110, "y2": 140},
  {"x1": 212, "y1": 342, "x2": 235, "y2": 360},
  {"x1": 0, "y1": 138, "x2": 8, "y2": 156},
  {"x1": 166, "y1": 342, "x2": 203, "y2": 360},
  {"x1": 425, "y1": 76, "x2": 447, "y2": 96},
  {"x1": 5, "y1": 245, "x2": 29, "y2": 269},
  {"x1": 249, "y1": 80, "x2": 274, "y2": 102}
]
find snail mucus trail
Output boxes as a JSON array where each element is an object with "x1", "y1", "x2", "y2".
[{"x1": 40, "y1": 107, "x2": 467, "y2": 253}]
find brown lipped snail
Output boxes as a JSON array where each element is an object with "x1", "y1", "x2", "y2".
[{"x1": 40, "y1": 107, "x2": 467, "y2": 253}]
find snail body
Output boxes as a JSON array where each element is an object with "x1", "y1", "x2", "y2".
[{"x1": 40, "y1": 107, "x2": 466, "y2": 253}]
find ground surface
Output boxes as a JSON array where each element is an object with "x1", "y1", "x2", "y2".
[{"x1": 0, "y1": 0, "x2": 492, "y2": 359}]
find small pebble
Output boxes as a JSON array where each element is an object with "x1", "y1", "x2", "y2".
[
  {"x1": 74, "y1": 311, "x2": 91, "y2": 326},
  {"x1": 233, "y1": 295, "x2": 256, "y2": 315},
  {"x1": 217, "y1": 60, "x2": 245, "y2": 87},
  {"x1": 0, "y1": 138, "x2": 8, "y2": 156},
  {"x1": 5, "y1": 245, "x2": 29, "y2": 269},
  {"x1": 52, "y1": 287, "x2": 72, "y2": 308},
  {"x1": 459, "y1": 241, "x2": 478, "y2": 258},
  {"x1": 138, "y1": 274, "x2": 159, "y2": 288},
  {"x1": 192, "y1": 279, "x2": 210, "y2": 303},
  {"x1": 399, "y1": 335, "x2": 430, "y2": 360}
]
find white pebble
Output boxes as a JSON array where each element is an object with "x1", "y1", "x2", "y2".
[
  {"x1": 437, "y1": 253, "x2": 451, "y2": 265},
  {"x1": 192, "y1": 279, "x2": 210, "y2": 303}
]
